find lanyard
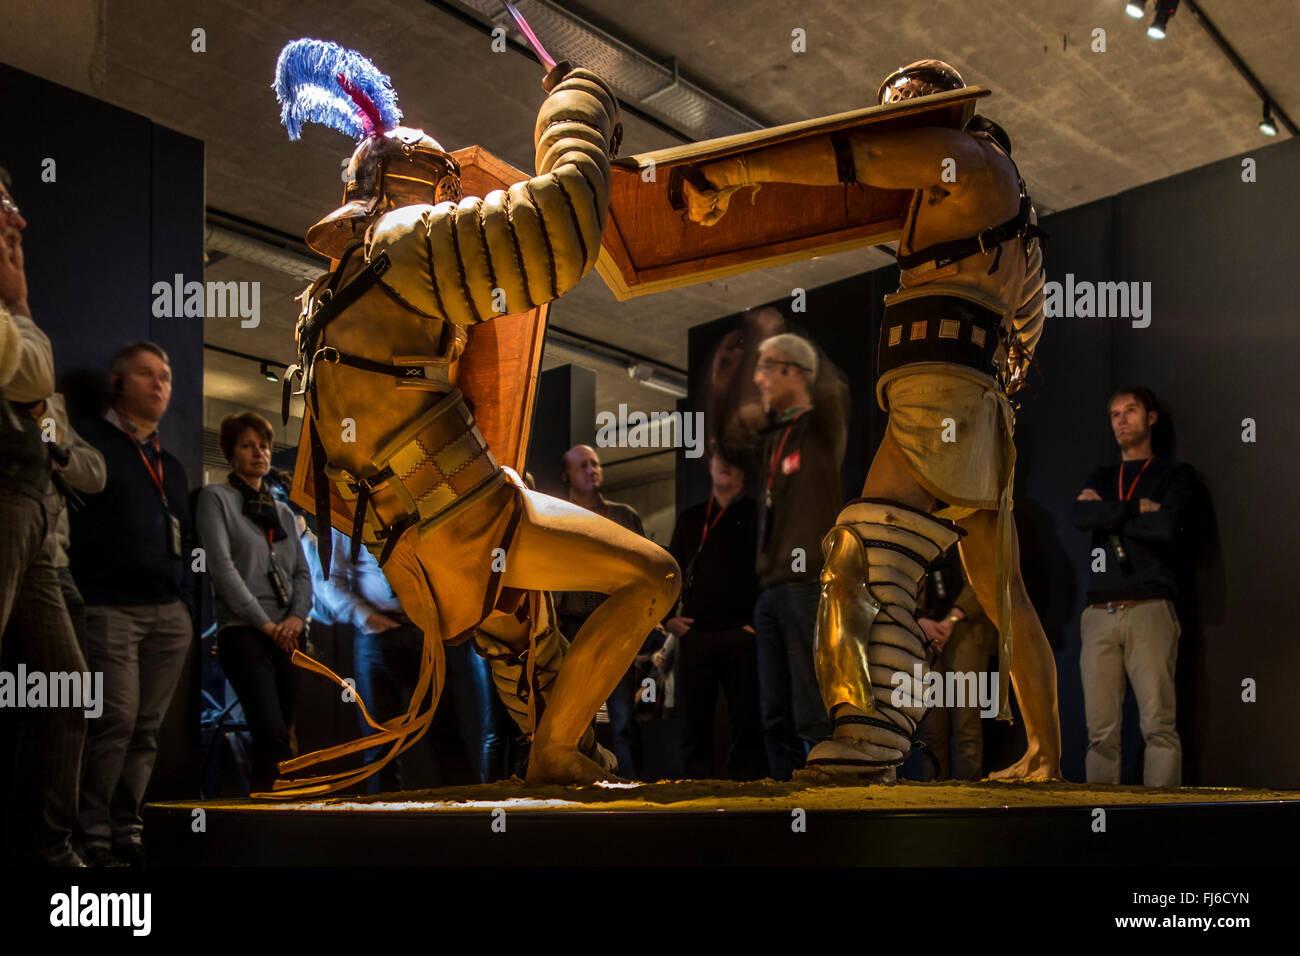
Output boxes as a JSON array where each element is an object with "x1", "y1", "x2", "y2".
[
  {"x1": 765, "y1": 407, "x2": 809, "y2": 499},
  {"x1": 1118, "y1": 457, "x2": 1153, "y2": 501},
  {"x1": 116, "y1": 412, "x2": 168, "y2": 507},
  {"x1": 699, "y1": 497, "x2": 728, "y2": 549}
]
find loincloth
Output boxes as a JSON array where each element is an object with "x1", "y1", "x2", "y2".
[{"x1": 882, "y1": 365, "x2": 1014, "y2": 516}]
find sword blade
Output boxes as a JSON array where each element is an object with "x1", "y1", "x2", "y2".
[{"x1": 502, "y1": 1, "x2": 556, "y2": 70}]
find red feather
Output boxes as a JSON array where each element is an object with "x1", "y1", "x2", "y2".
[{"x1": 337, "y1": 72, "x2": 385, "y2": 138}]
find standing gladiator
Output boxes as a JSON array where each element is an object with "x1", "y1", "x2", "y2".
[
  {"x1": 684, "y1": 60, "x2": 1059, "y2": 782},
  {"x1": 271, "y1": 40, "x2": 678, "y2": 794}
]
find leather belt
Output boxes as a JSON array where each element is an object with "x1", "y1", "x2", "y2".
[{"x1": 1090, "y1": 599, "x2": 1154, "y2": 613}]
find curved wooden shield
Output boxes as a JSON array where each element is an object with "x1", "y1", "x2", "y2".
[{"x1": 596, "y1": 86, "x2": 990, "y2": 299}]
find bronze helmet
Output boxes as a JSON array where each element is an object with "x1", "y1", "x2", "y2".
[
  {"x1": 877, "y1": 59, "x2": 966, "y2": 106},
  {"x1": 306, "y1": 126, "x2": 463, "y2": 258}
]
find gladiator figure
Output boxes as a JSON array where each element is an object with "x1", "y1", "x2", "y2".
[
  {"x1": 270, "y1": 39, "x2": 678, "y2": 794},
  {"x1": 683, "y1": 60, "x2": 1060, "y2": 782}
]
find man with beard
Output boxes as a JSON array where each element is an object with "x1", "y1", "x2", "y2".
[{"x1": 1073, "y1": 386, "x2": 1202, "y2": 787}]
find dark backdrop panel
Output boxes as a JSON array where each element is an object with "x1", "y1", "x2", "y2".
[
  {"x1": 1110, "y1": 137, "x2": 1300, "y2": 787},
  {"x1": 682, "y1": 135, "x2": 1299, "y2": 788},
  {"x1": 2, "y1": 62, "x2": 206, "y2": 799}
]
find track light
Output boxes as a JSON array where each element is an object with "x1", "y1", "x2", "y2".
[
  {"x1": 1148, "y1": 0, "x2": 1178, "y2": 39},
  {"x1": 1260, "y1": 104, "x2": 1278, "y2": 136},
  {"x1": 261, "y1": 362, "x2": 278, "y2": 383},
  {"x1": 1125, "y1": 1, "x2": 1146, "y2": 19}
]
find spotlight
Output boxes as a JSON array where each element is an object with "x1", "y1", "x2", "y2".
[
  {"x1": 1125, "y1": 1, "x2": 1146, "y2": 19},
  {"x1": 1260, "y1": 105, "x2": 1278, "y2": 136},
  {"x1": 1148, "y1": 0, "x2": 1178, "y2": 39},
  {"x1": 261, "y1": 362, "x2": 278, "y2": 383}
]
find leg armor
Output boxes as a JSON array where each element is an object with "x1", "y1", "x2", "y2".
[
  {"x1": 808, "y1": 499, "x2": 965, "y2": 774},
  {"x1": 470, "y1": 595, "x2": 616, "y2": 773}
]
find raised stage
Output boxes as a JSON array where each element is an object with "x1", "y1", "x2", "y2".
[{"x1": 144, "y1": 779, "x2": 1300, "y2": 866}]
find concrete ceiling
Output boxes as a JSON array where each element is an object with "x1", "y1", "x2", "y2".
[{"x1": 2, "y1": 0, "x2": 1294, "y2": 487}]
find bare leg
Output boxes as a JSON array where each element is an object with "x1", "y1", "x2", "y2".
[
  {"x1": 861, "y1": 428, "x2": 935, "y2": 513},
  {"x1": 955, "y1": 508, "x2": 1062, "y2": 780},
  {"x1": 500, "y1": 491, "x2": 679, "y2": 785}
]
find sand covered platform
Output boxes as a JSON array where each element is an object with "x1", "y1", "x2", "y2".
[{"x1": 145, "y1": 778, "x2": 1300, "y2": 866}]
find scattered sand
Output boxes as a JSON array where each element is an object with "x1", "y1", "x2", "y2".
[{"x1": 158, "y1": 778, "x2": 1300, "y2": 814}]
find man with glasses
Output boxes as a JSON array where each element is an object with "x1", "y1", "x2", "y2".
[
  {"x1": 750, "y1": 333, "x2": 845, "y2": 779},
  {"x1": 1, "y1": 166, "x2": 90, "y2": 866}
]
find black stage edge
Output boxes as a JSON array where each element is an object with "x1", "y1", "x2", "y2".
[{"x1": 144, "y1": 795, "x2": 1300, "y2": 867}]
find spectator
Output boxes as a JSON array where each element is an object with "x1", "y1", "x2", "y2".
[
  {"x1": 70, "y1": 341, "x2": 196, "y2": 867},
  {"x1": 1073, "y1": 386, "x2": 1203, "y2": 787},
  {"x1": 0, "y1": 168, "x2": 88, "y2": 867},
  {"x1": 751, "y1": 333, "x2": 845, "y2": 779},
  {"x1": 663, "y1": 443, "x2": 764, "y2": 780},
  {"x1": 912, "y1": 555, "x2": 996, "y2": 781},
  {"x1": 195, "y1": 413, "x2": 311, "y2": 794},
  {"x1": 321, "y1": 524, "x2": 503, "y2": 790},
  {"x1": 554, "y1": 443, "x2": 653, "y2": 778}
]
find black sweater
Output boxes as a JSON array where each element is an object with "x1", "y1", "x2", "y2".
[
  {"x1": 755, "y1": 402, "x2": 845, "y2": 588},
  {"x1": 69, "y1": 416, "x2": 196, "y2": 609},
  {"x1": 667, "y1": 495, "x2": 760, "y2": 632},
  {"x1": 1071, "y1": 456, "x2": 1202, "y2": 604}
]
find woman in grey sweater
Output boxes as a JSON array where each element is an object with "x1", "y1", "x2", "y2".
[{"x1": 196, "y1": 412, "x2": 311, "y2": 793}]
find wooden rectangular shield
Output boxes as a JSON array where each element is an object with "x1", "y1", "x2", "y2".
[
  {"x1": 291, "y1": 145, "x2": 549, "y2": 526},
  {"x1": 595, "y1": 86, "x2": 990, "y2": 300}
]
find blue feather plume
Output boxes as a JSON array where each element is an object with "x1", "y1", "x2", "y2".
[{"x1": 274, "y1": 38, "x2": 403, "y2": 141}]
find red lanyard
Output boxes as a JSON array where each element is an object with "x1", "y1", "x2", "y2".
[
  {"x1": 116, "y1": 413, "x2": 167, "y2": 506},
  {"x1": 765, "y1": 407, "x2": 809, "y2": 497},
  {"x1": 699, "y1": 497, "x2": 728, "y2": 549},
  {"x1": 1118, "y1": 457, "x2": 1152, "y2": 501}
]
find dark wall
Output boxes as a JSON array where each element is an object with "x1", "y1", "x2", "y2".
[
  {"x1": 1, "y1": 62, "x2": 205, "y2": 479},
  {"x1": 684, "y1": 135, "x2": 1300, "y2": 788},
  {"x1": 525, "y1": 363, "x2": 596, "y2": 498},
  {"x1": 2, "y1": 63, "x2": 206, "y2": 798}
]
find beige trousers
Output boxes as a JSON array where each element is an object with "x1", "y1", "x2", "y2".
[{"x1": 1080, "y1": 599, "x2": 1181, "y2": 786}]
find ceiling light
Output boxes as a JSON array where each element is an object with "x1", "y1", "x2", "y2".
[
  {"x1": 1148, "y1": 0, "x2": 1178, "y2": 39},
  {"x1": 1260, "y1": 105, "x2": 1278, "y2": 136},
  {"x1": 1125, "y1": 1, "x2": 1146, "y2": 18},
  {"x1": 261, "y1": 362, "x2": 278, "y2": 383}
]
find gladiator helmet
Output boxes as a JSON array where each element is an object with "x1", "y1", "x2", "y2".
[
  {"x1": 275, "y1": 39, "x2": 463, "y2": 258},
  {"x1": 877, "y1": 59, "x2": 966, "y2": 105}
]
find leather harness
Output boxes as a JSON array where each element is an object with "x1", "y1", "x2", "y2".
[{"x1": 283, "y1": 243, "x2": 480, "y2": 575}]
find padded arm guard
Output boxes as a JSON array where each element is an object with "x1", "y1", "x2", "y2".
[{"x1": 370, "y1": 67, "x2": 621, "y2": 324}]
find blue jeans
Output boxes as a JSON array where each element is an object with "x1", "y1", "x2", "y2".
[
  {"x1": 354, "y1": 626, "x2": 502, "y2": 791},
  {"x1": 754, "y1": 582, "x2": 830, "y2": 780}
]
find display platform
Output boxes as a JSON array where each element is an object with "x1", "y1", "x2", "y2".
[{"x1": 144, "y1": 779, "x2": 1300, "y2": 866}]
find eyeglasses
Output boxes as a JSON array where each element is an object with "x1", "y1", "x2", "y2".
[
  {"x1": 0, "y1": 193, "x2": 19, "y2": 218},
  {"x1": 756, "y1": 358, "x2": 807, "y2": 375}
]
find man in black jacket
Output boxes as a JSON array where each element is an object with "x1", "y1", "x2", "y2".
[
  {"x1": 664, "y1": 444, "x2": 764, "y2": 780},
  {"x1": 1073, "y1": 386, "x2": 1202, "y2": 786},
  {"x1": 70, "y1": 342, "x2": 195, "y2": 866}
]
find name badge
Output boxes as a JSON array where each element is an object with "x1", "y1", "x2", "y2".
[{"x1": 166, "y1": 513, "x2": 183, "y2": 559}]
